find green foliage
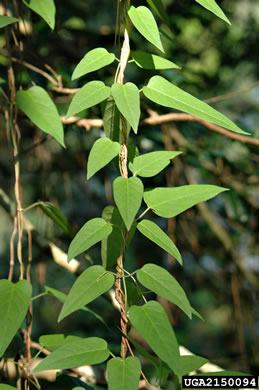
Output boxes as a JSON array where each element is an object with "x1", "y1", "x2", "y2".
[
  {"x1": 72, "y1": 48, "x2": 115, "y2": 80},
  {"x1": 23, "y1": 0, "x2": 56, "y2": 29},
  {"x1": 129, "y1": 301, "x2": 181, "y2": 375},
  {"x1": 58, "y1": 265, "x2": 114, "y2": 322},
  {"x1": 0, "y1": 0, "x2": 253, "y2": 388},
  {"x1": 143, "y1": 76, "x2": 248, "y2": 134},
  {"x1": 137, "y1": 219, "x2": 182, "y2": 264},
  {"x1": 128, "y1": 6, "x2": 164, "y2": 52},
  {"x1": 107, "y1": 357, "x2": 141, "y2": 390},
  {"x1": 67, "y1": 218, "x2": 112, "y2": 261},
  {"x1": 143, "y1": 184, "x2": 228, "y2": 217},
  {"x1": 0, "y1": 280, "x2": 32, "y2": 357},
  {"x1": 0, "y1": 16, "x2": 19, "y2": 29},
  {"x1": 16, "y1": 86, "x2": 65, "y2": 147},
  {"x1": 67, "y1": 81, "x2": 111, "y2": 118},
  {"x1": 137, "y1": 263, "x2": 192, "y2": 317},
  {"x1": 32, "y1": 338, "x2": 109, "y2": 373}
]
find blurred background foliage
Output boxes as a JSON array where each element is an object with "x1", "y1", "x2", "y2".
[{"x1": 0, "y1": 0, "x2": 259, "y2": 387}]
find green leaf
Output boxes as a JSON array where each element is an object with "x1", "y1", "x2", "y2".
[
  {"x1": 87, "y1": 137, "x2": 121, "y2": 180},
  {"x1": 45, "y1": 285, "x2": 108, "y2": 327},
  {"x1": 111, "y1": 83, "x2": 140, "y2": 134},
  {"x1": 126, "y1": 333, "x2": 159, "y2": 367},
  {"x1": 16, "y1": 86, "x2": 65, "y2": 147},
  {"x1": 137, "y1": 220, "x2": 182, "y2": 264},
  {"x1": 180, "y1": 355, "x2": 208, "y2": 375},
  {"x1": 195, "y1": 0, "x2": 231, "y2": 25},
  {"x1": 67, "y1": 81, "x2": 111, "y2": 118},
  {"x1": 191, "y1": 306, "x2": 204, "y2": 320},
  {"x1": 23, "y1": 0, "x2": 55, "y2": 30},
  {"x1": 128, "y1": 6, "x2": 164, "y2": 53},
  {"x1": 129, "y1": 301, "x2": 181, "y2": 375},
  {"x1": 58, "y1": 265, "x2": 114, "y2": 322},
  {"x1": 132, "y1": 51, "x2": 180, "y2": 70},
  {"x1": 72, "y1": 48, "x2": 115, "y2": 80},
  {"x1": 32, "y1": 337, "x2": 109, "y2": 373},
  {"x1": 143, "y1": 76, "x2": 249, "y2": 135},
  {"x1": 125, "y1": 280, "x2": 147, "y2": 307},
  {"x1": 103, "y1": 97, "x2": 121, "y2": 143},
  {"x1": 0, "y1": 385, "x2": 18, "y2": 390},
  {"x1": 67, "y1": 218, "x2": 112, "y2": 262},
  {"x1": 38, "y1": 202, "x2": 74, "y2": 237},
  {"x1": 113, "y1": 177, "x2": 143, "y2": 230},
  {"x1": 129, "y1": 151, "x2": 181, "y2": 177},
  {"x1": 107, "y1": 357, "x2": 141, "y2": 390},
  {"x1": 0, "y1": 280, "x2": 32, "y2": 357},
  {"x1": 145, "y1": 0, "x2": 170, "y2": 26},
  {"x1": 137, "y1": 264, "x2": 192, "y2": 317},
  {"x1": 143, "y1": 184, "x2": 228, "y2": 218},
  {"x1": 101, "y1": 206, "x2": 125, "y2": 269},
  {"x1": 0, "y1": 16, "x2": 19, "y2": 29},
  {"x1": 39, "y1": 334, "x2": 82, "y2": 351}
]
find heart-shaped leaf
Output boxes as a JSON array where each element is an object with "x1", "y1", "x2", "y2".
[
  {"x1": 143, "y1": 184, "x2": 228, "y2": 218},
  {"x1": 0, "y1": 16, "x2": 19, "y2": 29},
  {"x1": 16, "y1": 86, "x2": 65, "y2": 147},
  {"x1": 137, "y1": 264, "x2": 192, "y2": 317},
  {"x1": 23, "y1": 0, "x2": 55, "y2": 29},
  {"x1": 67, "y1": 81, "x2": 111, "y2": 118},
  {"x1": 129, "y1": 301, "x2": 181, "y2": 375},
  {"x1": 113, "y1": 177, "x2": 143, "y2": 230},
  {"x1": 0, "y1": 280, "x2": 32, "y2": 357},
  {"x1": 111, "y1": 83, "x2": 140, "y2": 134},
  {"x1": 67, "y1": 218, "x2": 112, "y2": 261},
  {"x1": 129, "y1": 151, "x2": 181, "y2": 177},
  {"x1": 87, "y1": 137, "x2": 121, "y2": 180},
  {"x1": 137, "y1": 220, "x2": 182, "y2": 264},
  {"x1": 58, "y1": 265, "x2": 114, "y2": 322},
  {"x1": 128, "y1": 6, "x2": 164, "y2": 52},
  {"x1": 32, "y1": 337, "x2": 109, "y2": 373},
  {"x1": 107, "y1": 357, "x2": 141, "y2": 390},
  {"x1": 195, "y1": 0, "x2": 230, "y2": 25},
  {"x1": 132, "y1": 51, "x2": 180, "y2": 70},
  {"x1": 143, "y1": 76, "x2": 248, "y2": 135},
  {"x1": 72, "y1": 48, "x2": 115, "y2": 80}
]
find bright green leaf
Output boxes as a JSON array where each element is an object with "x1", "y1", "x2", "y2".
[
  {"x1": 132, "y1": 51, "x2": 180, "y2": 70},
  {"x1": 23, "y1": 0, "x2": 55, "y2": 30},
  {"x1": 137, "y1": 220, "x2": 182, "y2": 264},
  {"x1": 0, "y1": 280, "x2": 32, "y2": 357},
  {"x1": 137, "y1": 264, "x2": 192, "y2": 317},
  {"x1": 67, "y1": 81, "x2": 111, "y2": 118},
  {"x1": 107, "y1": 357, "x2": 141, "y2": 390},
  {"x1": 0, "y1": 386, "x2": 18, "y2": 390},
  {"x1": 129, "y1": 301, "x2": 181, "y2": 375},
  {"x1": 16, "y1": 86, "x2": 65, "y2": 147},
  {"x1": 113, "y1": 177, "x2": 143, "y2": 230},
  {"x1": 32, "y1": 337, "x2": 109, "y2": 373},
  {"x1": 129, "y1": 150, "x2": 181, "y2": 177},
  {"x1": 0, "y1": 16, "x2": 19, "y2": 29},
  {"x1": 72, "y1": 48, "x2": 115, "y2": 80},
  {"x1": 87, "y1": 137, "x2": 121, "y2": 180},
  {"x1": 39, "y1": 202, "x2": 74, "y2": 237},
  {"x1": 180, "y1": 355, "x2": 208, "y2": 375},
  {"x1": 143, "y1": 184, "x2": 228, "y2": 218},
  {"x1": 39, "y1": 334, "x2": 82, "y2": 351},
  {"x1": 58, "y1": 265, "x2": 114, "y2": 322},
  {"x1": 143, "y1": 76, "x2": 249, "y2": 135},
  {"x1": 111, "y1": 83, "x2": 140, "y2": 134},
  {"x1": 67, "y1": 218, "x2": 112, "y2": 262},
  {"x1": 128, "y1": 6, "x2": 164, "y2": 53},
  {"x1": 195, "y1": 0, "x2": 231, "y2": 25},
  {"x1": 101, "y1": 206, "x2": 125, "y2": 269},
  {"x1": 145, "y1": 0, "x2": 170, "y2": 26}
]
